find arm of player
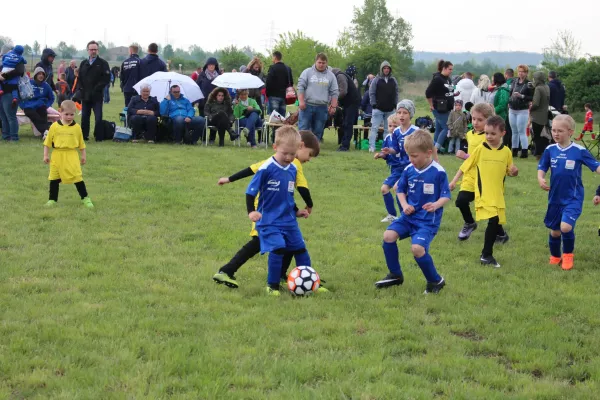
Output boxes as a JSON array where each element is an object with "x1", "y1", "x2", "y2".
[
  {"x1": 80, "y1": 149, "x2": 87, "y2": 165},
  {"x1": 218, "y1": 167, "x2": 255, "y2": 185},
  {"x1": 507, "y1": 164, "x2": 518, "y2": 177},
  {"x1": 449, "y1": 169, "x2": 463, "y2": 191},
  {"x1": 397, "y1": 192, "x2": 415, "y2": 215},
  {"x1": 43, "y1": 146, "x2": 50, "y2": 164},
  {"x1": 455, "y1": 150, "x2": 468, "y2": 160},
  {"x1": 297, "y1": 187, "x2": 313, "y2": 213},
  {"x1": 246, "y1": 194, "x2": 261, "y2": 222},
  {"x1": 422, "y1": 197, "x2": 450, "y2": 212},
  {"x1": 537, "y1": 170, "x2": 550, "y2": 191},
  {"x1": 594, "y1": 186, "x2": 600, "y2": 206}
]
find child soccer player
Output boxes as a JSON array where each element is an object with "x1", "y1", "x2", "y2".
[
  {"x1": 55, "y1": 73, "x2": 71, "y2": 107},
  {"x1": 43, "y1": 100, "x2": 94, "y2": 208},
  {"x1": 576, "y1": 104, "x2": 594, "y2": 140},
  {"x1": 375, "y1": 130, "x2": 450, "y2": 294},
  {"x1": 450, "y1": 116, "x2": 519, "y2": 268},
  {"x1": 453, "y1": 103, "x2": 495, "y2": 241},
  {"x1": 246, "y1": 126, "x2": 313, "y2": 296},
  {"x1": 375, "y1": 114, "x2": 402, "y2": 222},
  {"x1": 0, "y1": 45, "x2": 27, "y2": 104},
  {"x1": 447, "y1": 99, "x2": 467, "y2": 154},
  {"x1": 213, "y1": 130, "x2": 320, "y2": 289},
  {"x1": 537, "y1": 114, "x2": 600, "y2": 270}
]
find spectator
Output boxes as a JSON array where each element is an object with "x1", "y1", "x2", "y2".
[
  {"x1": 297, "y1": 53, "x2": 339, "y2": 141},
  {"x1": 368, "y1": 61, "x2": 399, "y2": 151},
  {"x1": 470, "y1": 74, "x2": 491, "y2": 105},
  {"x1": 0, "y1": 44, "x2": 25, "y2": 141},
  {"x1": 65, "y1": 60, "x2": 77, "y2": 93},
  {"x1": 530, "y1": 71, "x2": 551, "y2": 160},
  {"x1": 20, "y1": 67, "x2": 55, "y2": 138},
  {"x1": 505, "y1": 68, "x2": 514, "y2": 87},
  {"x1": 204, "y1": 87, "x2": 236, "y2": 146},
  {"x1": 239, "y1": 65, "x2": 247, "y2": 73},
  {"x1": 127, "y1": 83, "x2": 159, "y2": 143},
  {"x1": 139, "y1": 43, "x2": 167, "y2": 80},
  {"x1": 191, "y1": 66, "x2": 202, "y2": 82},
  {"x1": 104, "y1": 71, "x2": 112, "y2": 104},
  {"x1": 265, "y1": 51, "x2": 291, "y2": 117},
  {"x1": 548, "y1": 71, "x2": 566, "y2": 112},
  {"x1": 362, "y1": 74, "x2": 375, "y2": 95},
  {"x1": 346, "y1": 65, "x2": 359, "y2": 91},
  {"x1": 74, "y1": 40, "x2": 111, "y2": 140},
  {"x1": 196, "y1": 57, "x2": 220, "y2": 116},
  {"x1": 425, "y1": 59, "x2": 457, "y2": 151},
  {"x1": 455, "y1": 72, "x2": 476, "y2": 106},
  {"x1": 120, "y1": 44, "x2": 141, "y2": 106},
  {"x1": 56, "y1": 73, "x2": 71, "y2": 107},
  {"x1": 492, "y1": 72, "x2": 511, "y2": 147},
  {"x1": 233, "y1": 89, "x2": 262, "y2": 148},
  {"x1": 159, "y1": 85, "x2": 205, "y2": 144},
  {"x1": 331, "y1": 66, "x2": 360, "y2": 151},
  {"x1": 110, "y1": 66, "x2": 120, "y2": 87},
  {"x1": 360, "y1": 83, "x2": 373, "y2": 127},
  {"x1": 57, "y1": 60, "x2": 66, "y2": 76},
  {"x1": 35, "y1": 48, "x2": 57, "y2": 93},
  {"x1": 246, "y1": 57, "x2": 265, "y2": 109},
  {"x1": 508, "y1": 64, "x2": 534, "y2": 158}
]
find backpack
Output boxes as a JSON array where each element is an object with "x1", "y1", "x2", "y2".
[
  {"x1": 18, "y1": 76, "x2": 34, "y2": 100},
  {"x1": 415, "y1": 116, "x2": 435, "y2": 133},
  {"x1": 94, "y1": 120, "x2": 115, "y2": 142}
]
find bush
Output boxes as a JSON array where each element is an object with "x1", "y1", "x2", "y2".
[{"x1": 556, "y1": 57, "x2": 600, "y2": 112}]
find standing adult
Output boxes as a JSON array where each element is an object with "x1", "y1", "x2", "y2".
[
  {"x1": 426, "y1": 60, "x2": 456, "y2": 151},
  {"x1": 120, "y1": 44, "x2": 141, "y2": 106},
  {"x1": 139, "y1": 43, "x2": 167, "y2": 81},
  {"x1": 368, "y1": 61, "x2": 399, "y2": 152},
  {"x1": 57, "y1": 60, "x2": 66, "y2": 77},
  {"x1": 35, "y1": 48, "x2": 57, "y2": 93},
  {"x1": 455, "y1": 72, "x2": 476, "y2": 106},
  {"x1": 74, "y1": 40, "x2": 111, "y2": 140},
  {"x1": 504, "y1": 68, "x2": 514, "y2": 87},
  {"x1": 265, "y1": 51, "x2": 291, "y2": 117},
  {"x1": 530, "y1": 71, "x2": 551, "y2": 160},
  {"x1": 0, "y1": 44, "x2": 25, "y2": 141},
  {"x1": 492, "y1": 72, "x2": 511, "y2": 147},
  {"x1": 65, "y1": 60, "x2": 77, "y2": 92},
  {"x1": 331, "y1": 67, "x2": 360, "y2": 151},
  {"x1": 245, "y1": 57, "x2": 265, "y2": 109},
  {"x1": 111, "y1": 66, "x2": 120, "y2": 87},
  {"x1": 20, "y1": 67, "x2": 55, "y2": 137},
  {"x1": 548, "y1": 71, "x2": 566, "y2": 112},
  {"x1": 469, "y1": 74, "x2": 491, "y2": 105},
  {"x1": 297, "y1": 53, "x2": 339, "y2": 141},
  {"x1": 196, "y1": 57, "x2": 220, "y2": 116},
  {"x1": 508, "y1": 64, "x2": 534, "y2": 158},
  {"x1": 127, "y1": 83, "x2": 159, "y2": 143}
]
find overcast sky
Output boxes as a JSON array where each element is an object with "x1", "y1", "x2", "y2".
[{"x1": 4, "y1": 0, "x2": 600, "y2": 57}]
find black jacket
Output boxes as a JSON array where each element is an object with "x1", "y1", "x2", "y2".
[
  {"x1": 548, "y1": 79, "x2": 566, "y2": 111},
  {"x1": 139, "y1": 54, "x2": 167, "y2": 80},
  {"x1": 120, "y1": 54, "x2": 141, "y2": 93},
  {"x1": 35, "y1": 48, "x2": 57, "y2": 91},
  {"x1": 334, "y1": 71, "x2": 360, "y2": 108},
  {"x1": 265, "y1": 62, "x2": 291, "y2": 98},
  {"x1": 127, "y1": 95, "x2": 159, "y2": 117},
  {"x1": 65, "y1": 66, "x2": 76, "y2": 89},
  {"x1": 0, "y1": 61, "x2": 25, "y2": 93},
  {"x1": 509, "y1": 79, "x2": 534, "y2": 111},
  {"x1": 425, "y1": 72, "x2": 454, "y2": 113},
  {"x1": 76, "y1": 57, "x2": 111, "y2": 103}
]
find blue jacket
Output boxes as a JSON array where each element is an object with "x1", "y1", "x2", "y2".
[
  {"x1": 120, "y1": 54, "x2": 141, "y2": 93},
  {"x1": 128, "y1": 95, "x2": 159, "y2": 117},
  {"x1": 20, "y1": 79, "x2": 55, "y2": 110},
  {"x1": 160, "y1": 95, "x2": 195, "y2": 118},
  {"x1": 548, "y1": 79, "x2": 566, "y2": 111},
  {"x1": 360, "y1": 91, "x2": 372, "y2": 117},
  {"x1": 139, "y1": 54, "x2": 167, "y2": 80},
  {"x1": 2, "y1": 49, "x2": 26, "y2": 86}
]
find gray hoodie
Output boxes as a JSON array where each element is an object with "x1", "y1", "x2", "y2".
[
  {"x1": 297, "y1": 65, "x2": 339, "y2": 106},
  {"x1": 369, "y1": 61, "x2": 399, "y2": 111}
]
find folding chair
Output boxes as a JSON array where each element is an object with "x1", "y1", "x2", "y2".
[
  {"x1": 205, "y1": 124, "x2": 241, "y2": 147},
  {"x1": 582, "y1": 132, "x2": 600, "y2": 158}
]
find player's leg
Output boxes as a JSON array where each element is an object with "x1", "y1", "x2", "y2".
[
  {"x1": 46, "y1": 179, "x2": 61, "y2": 206},
  {"x1": 545, "y1": 205, "x2": 563, "y2": 265},
  {"x1": 560, "y1": 206, "x2": 579, "y2": 270},
  {"x1": 495, "y1": 223, "x2": 509, "y2": 244},
  {"x1": 376, "y1": 219, "x2": 408, "y2": 288},
  {"x1": 214, "y1": 236, "x2": 261, "y2": 288},
  {"x1": 260, "y1": 228, "x2": 286, "y2": 295},
  {"x1": 411, "y1": 233, "x2": 445, "y2": 294},
  {"x1": 74, "y1": 181, "x2": 93, "y2": 208},
  {"x1": 456, "y1": 190, "x2": 477, "y2": 240},
  {"x1": 480, "y1": 216, "x2": 501, "y2": 267},
  {"x1": 380, "y1": 183, "x2": 396, "y2": 222}
]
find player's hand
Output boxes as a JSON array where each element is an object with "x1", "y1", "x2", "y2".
[
  {"x1": 296, "y1": 209, "x2": 309, "y2": 219},
  {"x1": 538, "y1": 178, "x2": 550, "y2": 191},
  {"x1": 593, "y1": 196, "x2": 600, "y2": 206},
  {"x1": 449, "y1": 181, "x2": 457, "y2": 191},
  {"x1": 456, "y1": 150, "x2": 467, "y2": 160},
  {"x1": 80, "y1": 156, "x2": 86, "y2": 165},
  {"x1": 508, "y1": 164, "x2": 518, "y2": 177},
  {"x1": 305, "y1": 207, "x2": 312, "y2": 215},
  {"x1": 381, "y1": 147, "x2": 393, "y2": 155},
  {"x1": 217, "y1": 177, "x2": 230, "y2": 185},
  {"x1": 43, "y1": 156, "x2": 50, "y2": 164},
  {"x1": 422, "y1": 202, "x2": 438, "y2": 213},
  {"x1": 402, "y1": 205, "x2": 415, "y2": 215},
  {"x1": 248, "y1": 211, "x2": 262, "y2": 222},
  {"x1": 373, "y1": 152, "x2": 381, "y2": 159}
]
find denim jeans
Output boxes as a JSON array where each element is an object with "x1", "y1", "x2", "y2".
[
  {"x1": 299, "y1": 104, "x2": 328, "y2": 140},
  {"x1": 447, "y1": 137, "x2": 461, "y2": 154},
  {"x1": 509, "y1": 109, "x2": 529, "y2": 150},
  {"x1": 239, "y1": 112, "x2": 263, "y2": 146},
  {"x1": 171, "y1": 116, "x2": 205, "y2": 144},
  {"x1": 369, "y1": 109, "x2": 394, "y2": 149},
  {"x1": 0, "y1": 94, "x2": 19, "y2": 140},
  {"x1": 267, "y1": 96, "x2": 286, "y2": 118},
  {"x1": 81, "y1": 100, "x2": 103, "y2": 140},
  {"x1": 432, "y1": 110, "x2": 450, "y2": 150}
]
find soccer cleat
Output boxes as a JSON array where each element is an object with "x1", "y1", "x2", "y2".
[
  {"x1": 265, "y1": 286, "x2": 281, "y2": 296},
  {"x1": 480, "y1": 254, "x2": 501, "y2": 268},
  {"x1": 316, "y1": 285, "x2": 330, "y2": 293},
  {"x1": 458, "y1": 222, "x2": 477, "y2": 241},
  {"x1": 45, "y1": 200, "x2": 57, "y2": 207},
  {"x1": 81, "y1": 197, "x2": 94, "y2": 208},
  {"x1": 381, "y1": 214, "x2": 396, "y2": 223},
  {"x1": 549, "y1": 256, "x2": 562, "y2": 266},
  {"x1": 495, "y1": 233, "x2": 509, "y2": 244},
  {"x1": 424, "y1": 277, "x2": 445, "y2": 294},
  {"x1": 375, "y1": 273, "x2": 404, "y2": 288},
  {"x1": 561, "y1": 253, "x2": 574, "y2": 270},
  {"x1": 213, "y1": 271, "x2": 239, "y2": 289}
]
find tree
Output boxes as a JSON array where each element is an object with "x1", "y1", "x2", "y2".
[
  {"x1": 0, "y1": 36, "x2": 13, "y2": 49},
  {"x1": 33, "y1": 40, "x2": 41, "y2": 56},
  {"x1": 96, "y1": 41, "x2": 108, "y2": 55},
  {"x1": 217, "y1": 45, "x2": 251, "y2": 72},
  {"x1": 556, "y1": 57, "x2": 600, "y2": 111},
  {"x1": 543, "y1": 30, "x2": 582, "y2": 67},
  {"x1": 189, "y1": 45, "x2": 207, "y2": 63},
  {"x1": 163, "y1": 44, "x2": 174, "y2": 61},
  {"x1": 23, "y1": 45, "x2": 32, "y2": 56},
  {"x1": 107, "y1": 42, "x2": 115, "y2": 49},
  {"x1": 57, "y1": 41, "x2": 77, "y2": 59}
]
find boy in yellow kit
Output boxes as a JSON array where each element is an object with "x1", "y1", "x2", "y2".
[{"x1": 43, "y1": 100, "x2": 94, "y2": 208}]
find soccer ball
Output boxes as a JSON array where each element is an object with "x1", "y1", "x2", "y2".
[{"x1": 287, "y1": 266, "x2": 320, "y2": 296}]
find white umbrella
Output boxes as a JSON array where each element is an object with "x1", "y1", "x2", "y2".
[
  {"x1": 133, "y1": 72, "x2": 204, "y2": 103},
  {"x1": 211, "y1": 73, "x2": 264, "y2": 89}
]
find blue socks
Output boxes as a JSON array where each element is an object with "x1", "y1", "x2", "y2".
[
  {"x1": 382, "y1": 241, "x2": 402, "y2": 276},
  {"x1": 415, "y1": 253, "x2": 441, "y2": 283},
  {"x1": 549, "y1": 234, "x2": 561, "y2": 257},
  {"x1": 383, "y1": 192, "x2": 397, "y2": 216},
  {"x1": 293, "y1": 250, "x2": 311, "y2": 267},
  {"x1": 267, "y1": 252, "x2": 284, "y2": 286},
  {"x1": 562, "y1": 231, "x2": 575, "y2": 254}
]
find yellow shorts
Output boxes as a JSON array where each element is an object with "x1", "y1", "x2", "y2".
[
  {"x1": 476, "y1": 206, "x2": 506, "y2": 225},
  {"x1": 48, "y1": 149, "x2": 83, "y2": 184},
  {"x1": 250, "y1": 222, "x2": 258, "y2": 237}
]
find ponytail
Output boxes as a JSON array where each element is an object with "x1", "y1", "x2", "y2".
[{"x1": 437, "y1": 59, "x2": 453, "y2": 72}]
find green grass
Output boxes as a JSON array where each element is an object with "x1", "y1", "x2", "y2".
[{"x1": 2, "y1": 86, "x2": 600, "y2": 398}]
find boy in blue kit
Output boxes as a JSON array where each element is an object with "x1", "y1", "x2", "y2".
[
  {"x1": 375, "y1": 130, "x2": 450, "y2": 294},
  {"x1": 537, "y1": 114, "x2": 600, "y2": 270},
  {"x1": 246, "y1": 126, "x2": 312, "y2": 296}
]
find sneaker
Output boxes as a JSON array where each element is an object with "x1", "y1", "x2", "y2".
[
  {"x1": 241, "y1": 127, "x2": 249, "y2": 139},
  {"x1": 213, "y1": 271, "x2": 239, "y2": 288},
  {"x1": 375, "y1": 273, "x2": 404, "y2": 288},
  {"x1": 369, "y1": 147, "x2": 375, "y2": 153},
  {"x1": 147, "y1": 140, "x2": 155, "y2": 144},
  {"x1": 45, "y1": 200, "x2": 57, "y2": 207},
  {"x1": 458, "y1": 222, "x2": 477, "y2": 241},
  {"x1": 575, "y1": 134, "x2": 584, "y2": 141},
  {"x1": 337, "y1": 147, "x2": 349, "y2": 152},
  {"x1": 495, "y1": 233, "x2": 509, "y2": 244},
  {"x1": 132, "y1": 139, "x2": 139, "y2": 143},
  {"x1": 81, "y1": 197, "x2": 94, "y2": 209},
  {"x1": 561, "y1": 253, "x2": 574, "y2": 270},
  {"x1": 549, "y1": 256, "x2": 562, "y2": 265},
  {"x1": 424, "y1": 277, "x2": 446, "y2": 294},
  {"x1": 381, "y1": 214, "x2": 396, "y2": 223},
  {"x1": 266, "y1": 286, "x2": 281, "y2": 296},
  {"x1": 480, "y1": 254, "x2": 501, "y2": 268}
]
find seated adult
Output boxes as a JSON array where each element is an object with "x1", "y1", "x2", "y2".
[
  {"x1": 127, "y1": 83, "x2": 159, "y2": 143},
  {"x1": 159, "y1": 85, "x2": 205, "y2": 145},
  {"x1": 204, "y1": 87, "x2": 236, "y2": 147},
  {"x1": 20, "y1": 67, "x2": 55, "y2": 138},
  {"x1": 233, "y1": 89, "x2": 263, "y2": 148}
]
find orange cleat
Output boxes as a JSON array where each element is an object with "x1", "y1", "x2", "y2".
[
  {"x1": 561, "y1": 253, "x2": 574, "y2": 270},
  {"x1": 549, "y1": 256, "x2": 562, "y2": 265}
]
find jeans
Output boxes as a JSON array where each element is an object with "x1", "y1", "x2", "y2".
[
  {"x1": 0, "y1": 93, "x2": 19, "y2": 140},
  {"x1": 447, "y1": 137, "x2": 462, "y2": 154},
  {"x1": 299, "y1": 104, "x2": 328, "y2": 140},
  {"x1": 103, "y1": 85, "x2": 110, "y2": 104},
  {"x1": 171, "y1": 116, "x2": 205, "y2": 144},
  {"x1": 81, "y1": 100, "x2": 103, "y2": 140},
  {"x1": 509, "y1": 109, "x2": 529, "y2": 150},
  {"x1": 129, "y1": 115, "x2": 158, "y2": 141},
  {"x1": 432, "y1": 110, "x2": 450, "y2": 150},
  {"x1": 267, "y1": 96, "x2": 286, "y2": 117},
  {"x1": 369, "y1": 109, "x2": 394, "y2": 149},
  {"x1": 340, "y1": 103, "x2": 359, "y2": 149},
  {"x1": 239, "y1": 112, "x2": 263, "y2": 146}
]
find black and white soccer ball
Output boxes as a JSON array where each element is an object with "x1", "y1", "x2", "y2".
[{"x1": 287, "y1": 266, "x2": 320, "y2": 296}]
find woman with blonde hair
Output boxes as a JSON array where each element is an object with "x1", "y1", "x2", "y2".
[
  {"x1": 245, "y1": 57, "x2": 265, "y2": 109},
  {"x1": 469, "y1": 74, "x2": 491, "y2": 105}
]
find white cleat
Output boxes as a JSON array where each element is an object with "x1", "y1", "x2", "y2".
[{"x1": 381, "y1": 214, "x2": 396, "y2": 223}]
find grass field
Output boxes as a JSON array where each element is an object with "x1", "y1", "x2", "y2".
[{"x1": 2, "y1": 86, "x2": 600, "y2": 398}]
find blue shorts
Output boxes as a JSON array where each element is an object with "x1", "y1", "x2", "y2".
[
  {"x1": 383, "y1": 168, "x2": 404, "y2": 188},
  {"x1": 258, "y1": 225, "x2": 305, "y2": 254},
  {"x1": 387, "y1": 216, "x2": 436, "y2": 251},
  {"x1": 544, "y1": 204, "x2": 582, "y2": 231}
]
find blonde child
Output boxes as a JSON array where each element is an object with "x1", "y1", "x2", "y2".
[{"x1": 375, "y1": 114, "x2": 402, "y2": 222}]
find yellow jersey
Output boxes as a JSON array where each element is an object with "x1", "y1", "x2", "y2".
[
  {"x1": 44, "y1": 121, "x2": 86, "y2": 184},
  {"x1": 459, "y1": 130, "x2": 486, "y2": 192},
  {"x1": 44, "y1": 121, "x2": 86, "y2": 150}
]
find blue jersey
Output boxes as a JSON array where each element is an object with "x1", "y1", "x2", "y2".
[
  {"x1": 246, "y1": 157, "x2": 297, "y2": 228},
  {"x1": 397, "y1": 160, "x2": 451, "y2": 231},
  {"x1": 538, "y1": 142, "x2": 600, "y2": 206},
  {"x1": 391, "y1": 125, "x2": 419, "y2": 172},
  {"x1": 382, "y1": 132, "x2": 401, "y2": 169}
]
